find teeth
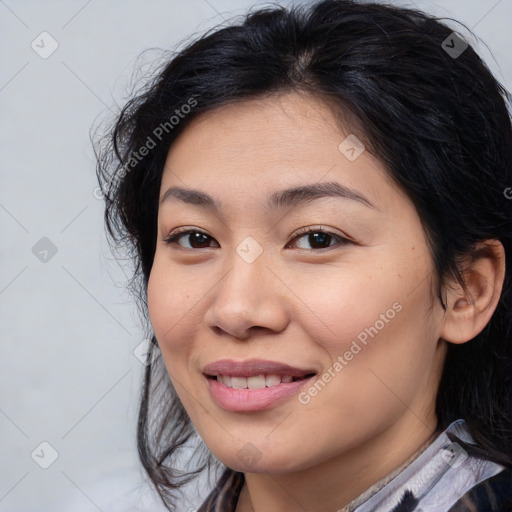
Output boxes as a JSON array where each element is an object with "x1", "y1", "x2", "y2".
[
  {"x1": 265, "y1": 374, "x2": 282, "y2": 387},
  {"x1": 247, "y1": 375, "x2": 266, "y2": 389},
  {"x1": 216, "y1": 373, "x2": 300, "y2": 389},
  {"x1": 231, "y1": 377, "x2": 248, "y2": 389},
  {"x1": 220, "y1": 375, "x2": 232, "y2": 387}
]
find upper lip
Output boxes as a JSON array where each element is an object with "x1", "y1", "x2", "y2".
[{"x1": 203, "y1": 359, "x2": 317, "y2": 378}]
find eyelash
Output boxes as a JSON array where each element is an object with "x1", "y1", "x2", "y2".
[{"x1": 162, "y1": 226, "x2": 351, "y2": 251}]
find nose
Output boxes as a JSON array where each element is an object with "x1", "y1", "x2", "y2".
[{"x1": 204, "y1": 246, "x2": 290, "y2": 341}]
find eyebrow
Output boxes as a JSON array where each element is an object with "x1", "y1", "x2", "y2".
[{"x1": 159, "y1": 181, "x2": 377, "y2": 212}]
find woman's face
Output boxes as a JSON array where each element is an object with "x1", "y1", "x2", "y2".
[{"x1": 147, "y1": 92, "x2": 447, "y2": 475}]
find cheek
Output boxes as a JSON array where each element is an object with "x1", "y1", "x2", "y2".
[
  {"x1": 147, "y1": 263, "x2": 167, "y2": 337},
  {"x1": 147, "y1": 260, "x2": 189, "y2": 352},
  {"x1": 297, "y1": 254, "x2": 436, "y2": 395},
  {"x1": 292, "y1": 266, "x2": 401, "y2": 354},
  {"x1": 147, "y1": 255, "x2": 210, "y2": 375}
]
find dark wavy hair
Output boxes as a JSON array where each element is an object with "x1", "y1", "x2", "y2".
[{"x1": 94, "y1": 0, "x2": 512, "y2": 509}]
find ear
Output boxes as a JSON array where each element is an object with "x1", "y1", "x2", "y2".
[{"x1": 439, "y1": 239, "x2": 506, "y2": 344}]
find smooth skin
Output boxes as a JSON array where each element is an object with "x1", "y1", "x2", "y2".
[{"x1": 146, "y1": 92, "x2": 505, "y2": 512}]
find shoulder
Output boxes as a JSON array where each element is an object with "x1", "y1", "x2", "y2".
[
  {"x1": 447, "y1": 466, "x2": 512, "y2": 512},
  {"x1": 360, "y1": 420, "x2": 511, "y2": 512}
]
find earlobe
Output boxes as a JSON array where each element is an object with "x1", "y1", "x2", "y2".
[{"x1": 439, "y1": 239, "x2": 506, "y2": 345}]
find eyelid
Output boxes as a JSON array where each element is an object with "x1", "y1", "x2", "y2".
[
  {"x1": 290, "y1": 224, "x2": 350, "y2": 241},
  {"x1": 162, "y1": 226, "x2": 216, "y2": 247},
  {"x1": 286, "y1": 225, "x2": 352, "y2": 250}
]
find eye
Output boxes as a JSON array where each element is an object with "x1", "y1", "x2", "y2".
[
  {"x1": 162, "y1": 225, "x2": 351, "y2": 251},
  {"x1": 286, "y1": 226, "x2": 351, "y2": 250},
  {"x1": 163, "y1": 228, "x2": 218, "y2": 249}
]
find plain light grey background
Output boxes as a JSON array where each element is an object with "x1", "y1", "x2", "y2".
[{"x1": 0, "y1": 1, "x2": 510, "y2": 511}]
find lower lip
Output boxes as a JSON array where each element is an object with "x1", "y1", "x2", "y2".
[{"x1": 205, "y1": 375, "x2": 315, "y2": 412}]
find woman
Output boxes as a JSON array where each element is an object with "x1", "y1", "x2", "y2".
[{"x1": 95, "y1": 0, "x2": 512, "y2": 510}]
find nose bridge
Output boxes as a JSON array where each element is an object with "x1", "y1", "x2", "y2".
[
  {"x1": 221, "y1": 234, "x2": 271, "y2": 303},
  {"x1": 205, "y1": 234, "x2": 288, "y2": 337}
]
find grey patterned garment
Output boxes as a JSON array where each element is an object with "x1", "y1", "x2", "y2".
[{"x1": 196, "y1": 419, "x2": 512, "y2": 512}]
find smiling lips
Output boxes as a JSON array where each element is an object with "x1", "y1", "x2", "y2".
[
  {"x1": 203, "y1": 358, "x2": 316, "y2": 379},
  {"x1": 217, "y1": 374, "x2": 296, "y2": 389},
  {"x1": 203, "y1": 358, "x2": 317, "y2": 411}
]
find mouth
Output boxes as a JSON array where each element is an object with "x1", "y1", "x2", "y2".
[
  {"x1": 202, "y1": 358, "x2": 317, "y2": 387},
  {"x1": 202, "y1": 359, "x2": 318, "y2": 412},
  {"x1": 205, "y1": 373, "x2": 316, "y2": 389}
]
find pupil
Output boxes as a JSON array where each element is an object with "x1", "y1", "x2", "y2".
[
  {"x1": 191, "y1": 233, "x2": 209, "y2": 248},
  {"x1": 310, "y1": 232, "x2": 329, "y2": 248}
]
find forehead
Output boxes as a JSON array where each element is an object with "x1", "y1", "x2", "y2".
[{"x1": 160, "y1": 92, "x2": 398, "y2": 214}]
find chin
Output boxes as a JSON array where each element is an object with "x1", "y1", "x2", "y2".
[{"x1": 214, "y1": 445, "x2": 311, "y2": 474}]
